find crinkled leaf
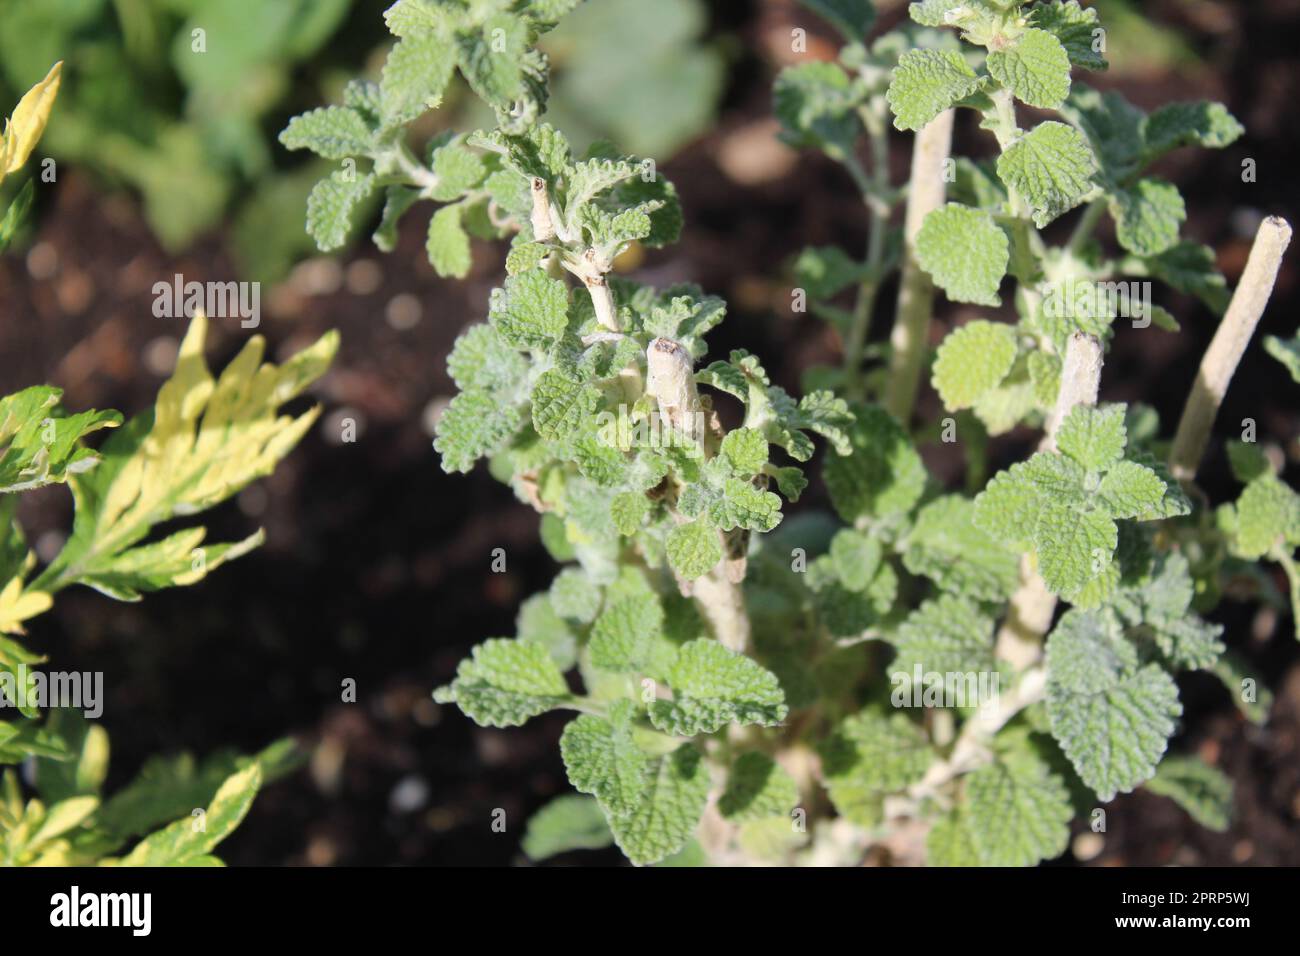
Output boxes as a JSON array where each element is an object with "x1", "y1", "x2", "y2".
[
  {"x1": 887, "y1": 49, "x2": 981, "y2": 132},
  {"x1": 996, "y1": 121, "x2": 1097, "y2": 228}
]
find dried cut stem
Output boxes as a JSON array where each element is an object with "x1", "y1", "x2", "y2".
[
  {"x1": 1169, "y1": 216, "x2": 1293, "y2": 481},
  {"x1": 645, "y1": 338, "x2": 750, "y2": 652},
  {"x1": 884, "y1": 109, "x2": 955, "y2": 423},
  {"x1": 529, "y1": 177, "x2": 555, "y2": 241}
]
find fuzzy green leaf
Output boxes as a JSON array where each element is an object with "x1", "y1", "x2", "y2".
[
  {"x1": 1031, "y1": 1, "x2": 1108, "y2": 71},
  {"x1": 435, "y1": 389, "x2": 523, "y2": 474},
  {"x1": 904, "y1": 495, "x2": 1021, "y2": 601},
  {"x1": 1096, "y1": 460, "x2": 1167, "y2": 519},
  {"x1": 888, "y1": 595, "x2": 996, "y2": 679},
  {"x1": 427, "y1": 204, "x2": 473, "y2": 278},
  {"x1": 1055, "y1": 404, "x2": 1127, "y2": 472},
  {"x1": 648, "y1": 640, "x2": 788, "y2": 737},
  {"x1": 380, "y1": 33, "x2": 456, "y2": 125},
  {"x1": 1231, "y1": 475, "x2": 1300, "y2": 559},
  {"x1": 560, "y1": 702, "x2": 650, "y2": 816},
  {"x1": 1110, "y1": 178, "x2": 1185, "y2": 257},
  {"x1": 306, "y1": 172, "x2": 376, "y2": 251},
  {"x1": 607, "y1": 744, "x2": 709, "y2": 866},
  {"x1": 1145, "y1": 756, "x2": 1232, "y2": 832},
  {"x1": 1046, "y1": 610, "x2": 1182, "y2": 799},
  {"x1": 588, "y1": 595, "x2": 666, "y2": 673},
  {"x1": 1142, "y1": 101, "x2": 1244, "y2": 162},
  {"x1": 916, "y1": 206, "x2": 1009, "y2": 307},
  {"x1": 823, "y1": 404, "x2": 926, "y2": 522},
  {"x1": 931, "y1": 319, "x2": 1018, "y2": 408},
  {"x1": 820, "y1": 709, "x2": 930, "y2": 824},
  {"x1": 490, "y1": 270, "x2": 570, "y2": 350},
  {"x1": 996, "y1": 121, "x2": 1097, "y2": 228},
  {"x1": 965, "y1": 731, "x2": 1072, "y2": 866},
  {"x1": 278, "y1": 106, "x2": 374, "y2": 160},
  {"x1": 532, "y1": 371, "x2": 600, "y2": 443},
  {"x1": 434, "y1": 638, "x2": 572, "y2": 728},
  {"x1": 773, "y1": 61, "x2": 861, "y2": 155},
  {"x1": 720, "y1": 428, "x2": 768, "y2": 476},
  {"x1": 665, "y1": 520, "x2": 723, "y2": 581},
  {"x1": 1035, "y1": 500, "x2": 1117, "y2": 596},
  {"x1": 987, "y1": 29, "x2": 1071, "y2": 110},
  {"x1": 887, "y1": 50, "x2": 981, "y2": 132}
]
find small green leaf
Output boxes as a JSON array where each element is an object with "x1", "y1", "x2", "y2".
[
  {"x1": 532, "y1": 371, "x2": 601, "y2": 442},
  {"x1": 1142, "y1": 101, "x2": 1244, "y2": 162},
  {"x1": 720, "y1": 428, "x2": 768, "y2": 476},
  {"x1": 607, "y1": 743, "x2": 709, "y2": 866},
  {"x1": 1096, "y1": 460, "x2": 1166, "y2": 519},
  {"x1": 490, "y1": 270, "x2": 570, "y2": 350},
  {"x1": 931, "y1": 319, "x2": 1018, "y2": 408},
  {"x1": 904, "y1": 495, "x2": 1021, "y2": 601},
  {"x1": 1110, "y1": 178, "x2": 1185, "y2": 257},
  {"x1": 1055, "y1": 404, "x2": 1127, "y2": 472},
  {"x1": 380, "y1": 33, "x2": 456, "y2": 125},
  {"x1": 1145, "y1": 756, "x2": 1232, "y2": 832},
  {"x1": 823, "y1": 404, "x2": 926, "y2": 522},
  {"x1": 306, "y1": 172, "x2": 376, "y2": 251},
  {"x1": 987, "y1": 29, "x2": 1071, "y2": 110},
  {"x1": 1032, "y1": 1, "x2": 1109, "y2": 72},
  {"x1": 888, "y1": 595, "x2": 996, "y2": 679},
  {"x1": 521, "y1": 794, "x2": 613, "y2": 860},
  {"x1": 718, "y1": 752, "x2": 799, "y2": 823},
  {"x1": 665, "y1": 520, "x2": 723, "y2": 581},
  {"x1": 427, "y1": 204, "x2": 473, "y2": 278},
  {"x1": 916, "y1": 205, "x2": 1009, "y2": 306}
]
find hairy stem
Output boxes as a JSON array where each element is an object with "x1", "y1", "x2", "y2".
[
  {"x1": 1169, "y1": 216, "x2": 1293, "y2": 481},
  {"x1": 1066, "y1": 198, "x2": 1106, "y2": 255},
  {"x1": 993, "y1": 332, "x2": 1104, "y2": 667},
  {"x1": 884, "y1": 109, "x2": 954, "y2": 423},
  {"x1": 842, "y1": 105, "x2": 892, "y2": 397},
  {"x1": 896, "y1": 666, "x2": 1047, "y2": 812}
]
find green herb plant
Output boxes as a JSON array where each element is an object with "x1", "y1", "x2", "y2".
[
  {"x1": 1, "y1": 68, "x2": 339, "y2": 864},
  {"x1": 283, "y1": 0, "x2": 1291, "y2": 866}
]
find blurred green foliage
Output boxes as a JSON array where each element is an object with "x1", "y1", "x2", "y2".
[
  {"x1": 0, "y1": 0, "x2": 725, "y2": 280},
  {"x1": 0, "y1": 0, "x2": 350, "y2": 266},
  {"x1": 539, "y1": 0, "x2": 725, "y2": 158}
]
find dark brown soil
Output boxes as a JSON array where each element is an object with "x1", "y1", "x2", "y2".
[{"x1": 0, "y1": 0, "x2": 1297, "y2": 866}]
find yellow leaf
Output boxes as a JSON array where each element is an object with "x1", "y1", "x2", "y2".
[
  {"x1": 0, "y1": 577, "x2": 52, "y2": 634},
  {"x1": 2, "y1": 61, "x2": 62, "y2": 177}
]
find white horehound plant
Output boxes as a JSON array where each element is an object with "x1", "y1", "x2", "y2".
[
  {"x1": 1, "y1": 56, "x2": 340, "y2": 866},
  {"x1": 282, "y1": 0, "x2": 1292, "y2": 866}
]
